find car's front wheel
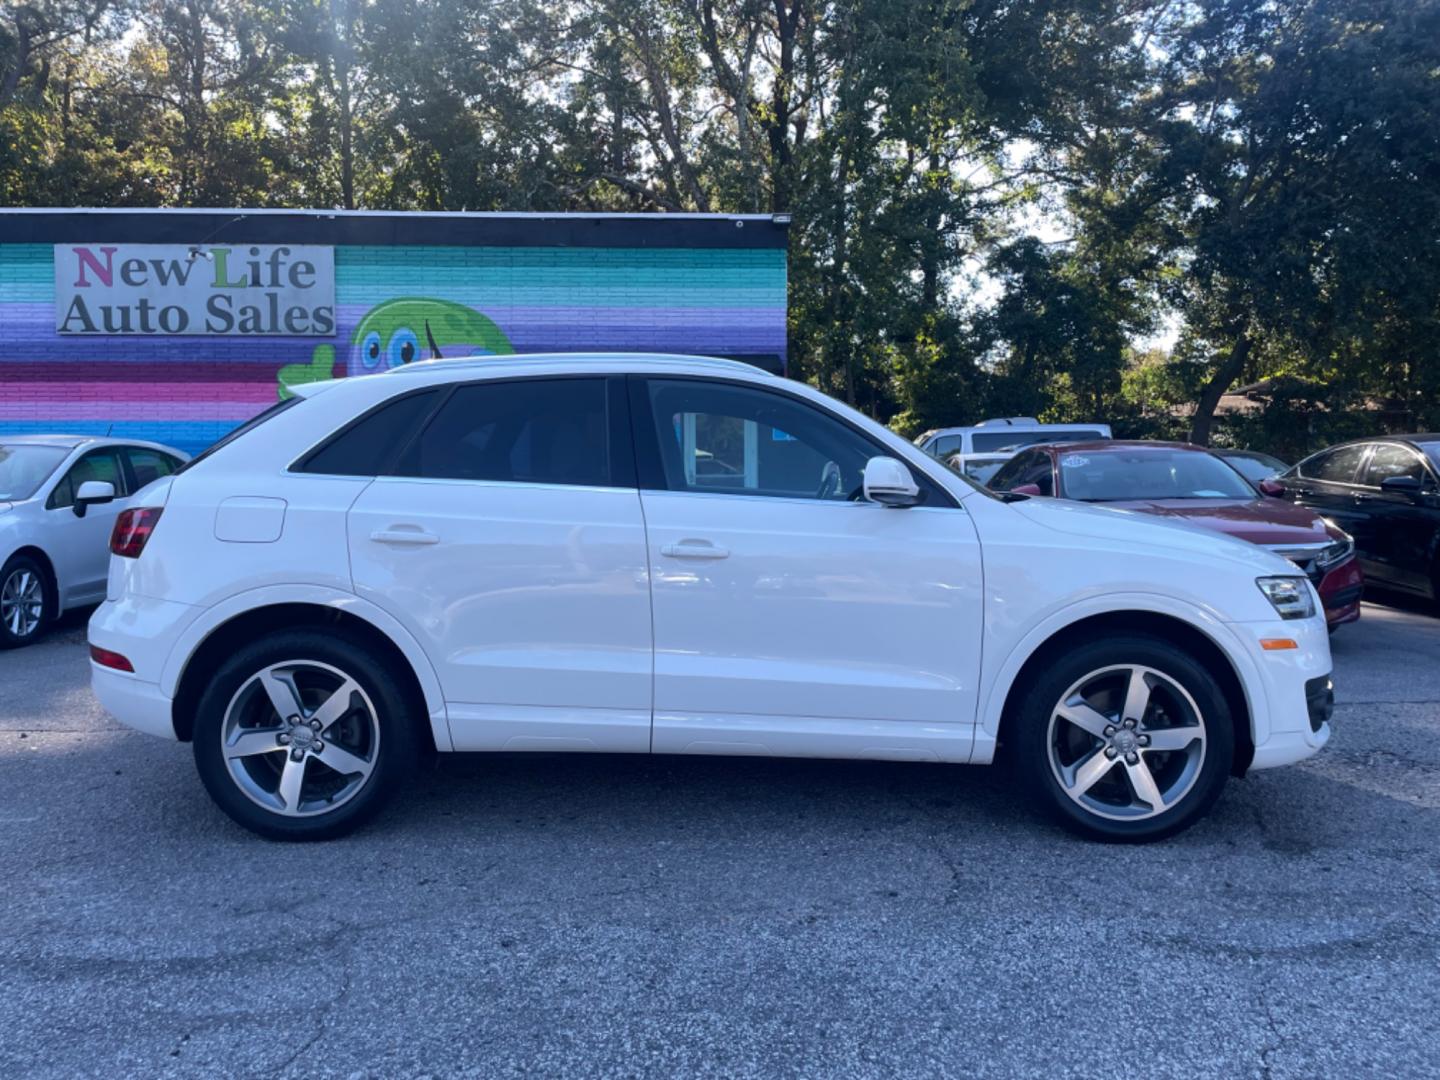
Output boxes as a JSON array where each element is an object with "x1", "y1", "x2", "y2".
[
  {"x1": 0, "y1": 554, "x2": 49, "y2": 649},
  {"x1": 1013, "y1": 636, "x2": 1235, "y2": 842},
  {"x1": 191, "y1": 629, "x2": 420, "y2": 840}
]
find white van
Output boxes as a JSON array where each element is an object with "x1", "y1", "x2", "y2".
[{"x1": 915, "y1": 418, "x2": 1113, "y2": 483}]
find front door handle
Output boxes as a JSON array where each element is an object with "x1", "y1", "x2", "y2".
[
  {"x1": 661, "y1": 540, "x2": 730, "y2": 560},
  {"x1": 370, "y1": 526, "x2": 439, "y2": 546}
]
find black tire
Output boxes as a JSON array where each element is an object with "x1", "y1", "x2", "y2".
[
  {"x1": 191, "y1": 628, "x2": 420, "y2": 840},
  {"x1": 1012, "y1": 635, "x2": 1235, "y2": 843},
  {"x1": 0, "y1": 553, "x2": 51, "y2": 649}
]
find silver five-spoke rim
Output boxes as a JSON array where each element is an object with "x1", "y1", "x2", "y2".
[
  {"x1": 220, "y1": 660, "x2": 380, "y2": 818},
  {"x1": 1047, "y1": 664, "x2": 1207, "y2": 822},
  {"x1": 2, "y1": 568, "x2": 43, "y2": 639}
]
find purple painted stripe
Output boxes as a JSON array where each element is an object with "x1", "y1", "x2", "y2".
[
  {"x1": 8, "y1": 380, "x2": 278, "y2": 402},
  {"x1": 0, "y1": 400, "x2": 263, "y2": 421}
]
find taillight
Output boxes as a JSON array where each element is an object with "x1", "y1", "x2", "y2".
[
  {"x1": 90, "y1": 645, "x2": 134, "y2": 672},
  {"x1": 111, "y1": 507, "x2": 163, "y2": 558}
]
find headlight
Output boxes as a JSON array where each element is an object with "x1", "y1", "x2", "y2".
[{"x1": 1257, "y1": 576, "x2": 1317, "y2": 620}]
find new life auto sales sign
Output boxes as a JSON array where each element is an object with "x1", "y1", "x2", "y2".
[{"x1": 54, "y1": 244, "x2": 336, "y2": 335}]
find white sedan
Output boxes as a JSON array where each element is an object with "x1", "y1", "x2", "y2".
[
  {"x1": 0, "y1": 436, "x2": 188, "y2": 647},
  {"x1": 88, "y1": 354, "x2": 1333, "y2": 842}
]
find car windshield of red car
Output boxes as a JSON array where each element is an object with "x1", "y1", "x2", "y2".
[{"x1": 1059, "y1": 449, "x2": 1255, "y2": 502}]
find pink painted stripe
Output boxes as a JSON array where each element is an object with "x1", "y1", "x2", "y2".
[
  {"x1": 0, "y1": 400, "x2": 264, "y2": 421},
  {"x1": 7, "y1": 380, "x2": 279, "y2": 403}
]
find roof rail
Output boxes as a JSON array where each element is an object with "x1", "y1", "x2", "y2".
[{"x1": 387, "y1": 352, "x2": 773, "y2": 377}]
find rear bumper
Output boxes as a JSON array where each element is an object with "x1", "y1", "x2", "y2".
[
  {"x1": 88, "y1": 594, "x2": 198, "y2": 740},
  {"x1": 91, "y1": 664, "x2": 176, "y2": 740}
]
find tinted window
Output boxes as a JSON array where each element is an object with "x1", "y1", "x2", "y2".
[
  {"x1": 1365, "y1": 444, "x2": 1427, "y2": 486},
  {"x1": 396, "y1": 379, "x2": 610, "y2": 487},
  {"x1": 990, "y1": 451, "x2": 1041, "y2": 491},
  {"x1": 643, "y1": 379, "x2": 881, "y2": 502},
  {"x1": 1304, "y1": 444, "x2": 1369, "y2": 484},
  {"x1": 930, "y1": 435, "x2": 963, "y2": 457},
  {"x1": 0, "y1": 444, "x2": 69, "y2": 501},
  {"x1": 1058, "y1": 449, "x2": 1253, "y2": 501},
  {"x1": 300, "y1": 390, "x2": 442, "y2": 477},
  {"x1": 125, "y1": 447, "x2": 180, "y2": 489},
  {"x1": 963, "y1": 459, "x2": 1008, "y2": 485},
  {"x1": 48, "y1": 450, "x2": 125, "y2": 509},
  {"x1": 971, "y1": 429, "x2": 1106, "y2": 452},
  {"x1": 1220, "y1": 452, "x2": 1287, "y2": 484}
]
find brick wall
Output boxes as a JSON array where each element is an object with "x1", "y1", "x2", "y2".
[{"x1": 0, "y1": 236, "x2": 787, "y2": 455}]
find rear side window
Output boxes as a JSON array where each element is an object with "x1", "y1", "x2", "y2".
[
  {"x1": 1303, "y1": 445, "x2": 1368, "y2": 483},
  {"x1": 395, "y1": 378, "x2": 612, "y2": 487},
  {"x1": 124, "y1": 447, "x2": 180, "y2": 489},
  {"x1": 299, "y1": 390, "x2": 442, "y2": 477}
]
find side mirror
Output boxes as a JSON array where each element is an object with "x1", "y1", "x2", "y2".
[
  {"x1": 73, "y1": 480, "x2": 116, "y2": 518},
  {"x1": 1257, "y1": 478, "x2": 1286, "y2": 498},
  {"x1": 1010, "y1": 483, "x2": 1043, "y2": 497},
  {"x1": 862, "y1": 456, "x2": 922, "y2": 508},
  {"x1": 1380, "y1": 475, "x2": 1423, "y2": 498}
]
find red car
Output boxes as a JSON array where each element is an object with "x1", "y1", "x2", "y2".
[{"x1": 989, "y1": 441, "x2": 1363, "y2": 628}]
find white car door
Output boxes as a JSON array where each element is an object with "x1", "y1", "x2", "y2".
[
  {"x1": 344, "y1": 377, "x2": 653, "y2": 753},
  {"x1": 46, "y1": 447, "x2": 130, "y2": 606},
  {"x1": 630, "y1": 376, "x2": 984, "y2": 762}
]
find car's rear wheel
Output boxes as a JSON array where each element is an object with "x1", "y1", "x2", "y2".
[
  {"x1": 191, "y1": 629, "x2": 419, "y2": 840},
  {"x1": 1013, "y1": 636, "x2": 1234, "y2": 842},
  {"x1": 0, "y1": 554, "x2": 49, "y2": 649}
]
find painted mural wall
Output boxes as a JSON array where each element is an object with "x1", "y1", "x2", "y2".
[{"x1": 0, "y1": 242, "x2": 788, "y2": 455}]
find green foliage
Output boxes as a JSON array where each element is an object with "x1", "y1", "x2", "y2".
[{"x1": 1, "y1": 0, "x2": 1437, "y2": 456}]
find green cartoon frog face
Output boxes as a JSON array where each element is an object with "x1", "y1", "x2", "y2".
[{"x1": 349, "y1": 298, "x2": 514, "y2": 374}]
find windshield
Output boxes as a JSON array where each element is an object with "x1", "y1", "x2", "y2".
[
  {"x1": 0, "y1": 444, "x2": 70, "y2": 501},
  {"x1": 1417, "y1": 441, "x2": 1440, "y2": 471},
  {"x1": 971, "y1": 429, "x2": 1106, "y2": 452},
  {"x1": 1058, "y1": 449, "x2": 1256, "y2": 502},
  {"x1": 1221, "y1": 453, "x2": 1286, "y2": 484}
]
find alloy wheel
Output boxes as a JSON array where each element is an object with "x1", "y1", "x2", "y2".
[
  {"x1": 220, "y1": 660, "x2": 381, "y2": 817},
  {"x1": 1, "y1": 568, "x2": 44, "y2": 639},
  {"x1": 1046, "y1": 664, "x2": 1208, "y2": 822}
]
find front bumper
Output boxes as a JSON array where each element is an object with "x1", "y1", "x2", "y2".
[
  {"x1": 1318, "y1": 558, "x2": 1364, "y2": 627},
  {"x1": 1229, "y1": 612, "x2": 1333, "y2": 771}
]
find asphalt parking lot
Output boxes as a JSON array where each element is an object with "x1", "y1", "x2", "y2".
[{"x1": 2, "y1": 600, "x2": 1439, "y2": 1078}]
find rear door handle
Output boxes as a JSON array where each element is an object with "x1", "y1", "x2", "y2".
[
  {"x1": 370, "y1": 526, "x2": 439, "y2": 546},
  {"x1": 661, "y1": 540, "x2": 730, "y2": 560}
]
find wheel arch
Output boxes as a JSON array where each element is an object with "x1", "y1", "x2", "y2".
[
  {"x1": 3, "y1": 545, "x2": 59, "y2": 620},
  {"x1": 168, "y1": 593, "x2": 448, "y2": 752},
  {"x1": 983, "y1": 606, "x2": 1257, "y2": 777}
]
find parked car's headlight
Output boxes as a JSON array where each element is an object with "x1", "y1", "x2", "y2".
[
  {"x1": 1314, "y1": 533, "x2": 1354, "y2": 571},
  {"x1": 1256, "y1": 576, "x2": 1317, "y2": 620}
]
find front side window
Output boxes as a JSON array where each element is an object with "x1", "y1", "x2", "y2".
[
  {"x1": 642, "y1": 379, "x2": 884, "y2": 502},
  {"x1": 48, "y1": 450, "x2": 125, "y2": 510},
  {"x1": 1057, "y1": 449, "x2": 1253, "y2": 502},
  {"x1": 930, "y1": 434, "x2": 963, "y2": 458},
  {"x1": 0, "y1": 444, "x2": 69, "y2": 501},
  {"x1": 990, "y1": 450, "x2": 1042, "y2": 492},
  {"x1": 395, "y1": 378, "x2": 611, "y2": 487},
  {"x1": 1365, "y1": 444, "x2": 1426, "y2": 487}
]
